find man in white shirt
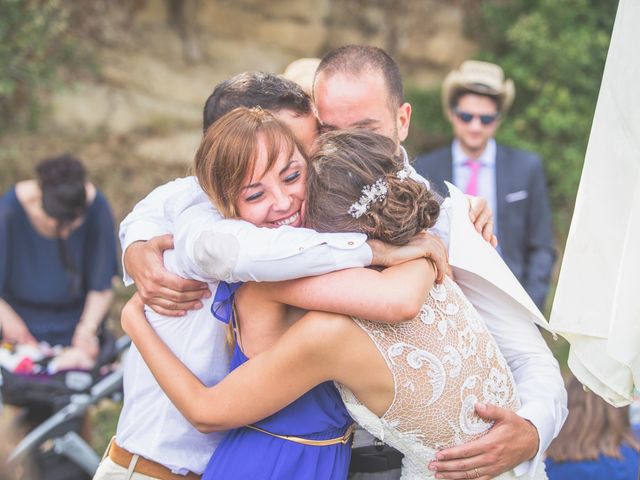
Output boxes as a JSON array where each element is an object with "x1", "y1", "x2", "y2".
[
  {"x1": 312, "y1": 45, "x2": 565, "y2": 480},
  {"x1": 113, "y1": 47, "x2": 566, "y2": 480},
  {"x1": 97, "y1": 71, "x2": 451, "y2": 480}
]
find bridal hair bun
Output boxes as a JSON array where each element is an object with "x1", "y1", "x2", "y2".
[
  {"x1": 306, "y1": 130, "x2": 440, "y2": 245},
  {"x1": 373, "y1": 169, "x2": 440, "y2": 244}
]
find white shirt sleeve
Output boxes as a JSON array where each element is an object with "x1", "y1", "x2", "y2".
[
  {"x1": 119, "y1": 176, "x2": 205, "y2": 285},
  {"x1": 463, "y1": 281, "x2": 567, "y2": 477},
  {"x1": 120, "y1": 176, "x2": 372, "y2": 285},
  {"x1": 442, "y1": 193, "x2": 567, "y2": 478},
  {"x1": 172, "y1": 202, "x2": 372, "y2": 283}
]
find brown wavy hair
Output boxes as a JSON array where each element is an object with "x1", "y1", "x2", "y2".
[
  {"x1": 305, "y1": 130, "x2": 439, "y2": 245},
  {"x1": 546, "y1": 375, "x2": 640, "y2": 462},
  {"x1": 194, "y1": 107, "x2": 302, "y2": 217}
]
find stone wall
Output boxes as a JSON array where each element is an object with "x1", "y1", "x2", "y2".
[
  {"x1": 196, "y1": 0, "x2": 476, "y2": 84},
  {"x1": 51, "y1": 0, "x2": 477, "y2": 164}
]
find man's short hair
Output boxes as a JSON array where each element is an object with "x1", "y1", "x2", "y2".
[
  {"x1": 315, "y1": 45, "x2": 404, "y2": 109},
  {"x1": 203, "y1": 72, "x2": 313, "y2": 131}
]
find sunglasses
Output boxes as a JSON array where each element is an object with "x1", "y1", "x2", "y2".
[{"x1": 453, "y1": 108, "x2": 500, "y2": 126}]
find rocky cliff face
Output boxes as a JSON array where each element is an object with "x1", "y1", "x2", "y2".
[
  {"x1": 51, "y1": 0, "x2": 476, "y2": 165},
  {"x1": 0, "y1": 0, "x2": 482, "y2": 235}
]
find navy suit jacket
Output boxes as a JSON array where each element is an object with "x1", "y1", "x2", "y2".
[{"x1": 413, "y1": 143, "x2": 556, "y2": 310}]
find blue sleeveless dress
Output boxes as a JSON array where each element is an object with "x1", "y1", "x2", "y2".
[{"x1": 202, "y1": 282, "x2": 353, "y2": 480}]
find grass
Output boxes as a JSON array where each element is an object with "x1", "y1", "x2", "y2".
[{"x1": 90, "y1": 400, "x2": 123, "y2": 455}]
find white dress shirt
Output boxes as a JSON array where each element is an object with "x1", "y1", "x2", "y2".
[
  {"x1": 118, "y1": 153, "x2": 566, "y2": 477},
  {"x1": 445, "y1": 184, "x2": 566, "y2": 478}
]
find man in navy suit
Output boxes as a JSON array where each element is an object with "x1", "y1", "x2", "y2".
[{"x1": 414, "y1": 60, "x2": 556, "y2": 311}]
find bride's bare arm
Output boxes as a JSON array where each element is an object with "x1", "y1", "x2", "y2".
[
  {"x1": 122, "y1": 294, "x2": 352, "y2": 432},
  {"x1": 259, "y1": 258, "x2": 435, "y2": 323}
]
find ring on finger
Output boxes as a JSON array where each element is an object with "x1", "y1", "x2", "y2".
[{"x1": 474, "y1": 467, "x2": 480, "y2": 478}]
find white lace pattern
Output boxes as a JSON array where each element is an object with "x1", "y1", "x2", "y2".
[{"x1": 336, "y1": 277, "x2": 548, "y2": 480}]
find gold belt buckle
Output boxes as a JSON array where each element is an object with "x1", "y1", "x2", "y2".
[{"x1": 246, "y1": 423, "x2": 356, "y2": 446}]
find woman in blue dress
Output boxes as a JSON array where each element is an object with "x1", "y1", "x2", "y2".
[
  {"x1": 204, "y1": 310, "x2": 353, "y2": 479},
  {"x1": 0, "y1": 154, "x2": 119, "y2": 363}
]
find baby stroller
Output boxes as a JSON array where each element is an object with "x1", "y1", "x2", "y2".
[{"x1": 1, "y1": 332, "x2": 130, "y2": 480}]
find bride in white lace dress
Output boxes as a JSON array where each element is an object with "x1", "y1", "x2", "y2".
[
  {"x1": 334, "y1": 277, "x2": 522, "y2": 479},
  {"x1": 122, "y1": 128, "x2": 548, "y2": 480},
  {"x1": 303, "y1": 131, "x2": 546, "y2": 480}
]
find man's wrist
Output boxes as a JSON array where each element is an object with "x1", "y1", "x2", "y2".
[
  {"x1": 516, "y1": 399, "x2": 559, "y2": 463},
  {"x1": 123, "y1": 240, "x2": 146, "y2": 273},
  {"x1": 524, "y1": 418, "x2": 540, "y2": 460},
  {"x1": 510, "y1": 417, "x2": 541, "y2": 478}
]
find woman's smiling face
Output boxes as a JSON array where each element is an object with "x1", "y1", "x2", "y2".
[{"x1": 235, "y1": 133, "x2": 307, "y2": 229}]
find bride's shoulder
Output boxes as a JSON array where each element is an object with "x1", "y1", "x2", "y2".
[{"x1": 291, "y1": 311, "x2": 359, "y2": 350}]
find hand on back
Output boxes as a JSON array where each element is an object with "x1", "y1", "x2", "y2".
[
  {"x1": 429, "y1": 403, "x2": 539, "y2": 480},
  {"x1": 124, "y1": 235, "x2": 210, "y2": 316}
]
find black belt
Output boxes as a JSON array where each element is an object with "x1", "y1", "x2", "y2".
[{"x1": 349, "y1": 444, "x2": 404, "y2": 473}]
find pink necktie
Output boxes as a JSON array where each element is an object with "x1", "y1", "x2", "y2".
[{"x1": 465, "y1": 160, "x2": 481, "y2": 196}]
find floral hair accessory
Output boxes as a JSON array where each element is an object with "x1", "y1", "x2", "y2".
[
  {"x1": 348, "y1": 178, "x2": 388, "y2": 218},
  {"x1": 396, "y1": 165, "x2": 411, "y2": 181}
]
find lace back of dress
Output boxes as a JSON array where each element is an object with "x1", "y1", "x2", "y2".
[{"x1": 352, "y1": 277, "x2": 520, "y2": 451}]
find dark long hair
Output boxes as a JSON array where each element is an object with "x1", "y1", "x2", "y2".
[{"x1": 36, "y1": 154, "x2": 88, "y2": 293}]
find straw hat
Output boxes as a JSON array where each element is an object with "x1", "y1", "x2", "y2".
[
  {"x1": 441, "y1": 60, "x2": 515, "y2": 115},
  {"x1": 282, "y1": 57, "x2": 321, "y2": 96}
]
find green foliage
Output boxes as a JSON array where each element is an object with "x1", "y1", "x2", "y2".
[
  {"x1": 474, "y1": 0, "x2": 617, "y2": 230},
  {"x1": 0, "y1": 0, "x2": 92, "y2": 132},
  {"x1": 408, "y1": 0, "x2": 618, "y2": 233},
  {"x1": 405, "y1": 85, "x2": 450, "y2": 155},
  {"x1": 90, "y1": 400, "x2": 123, "y2": 454}
]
